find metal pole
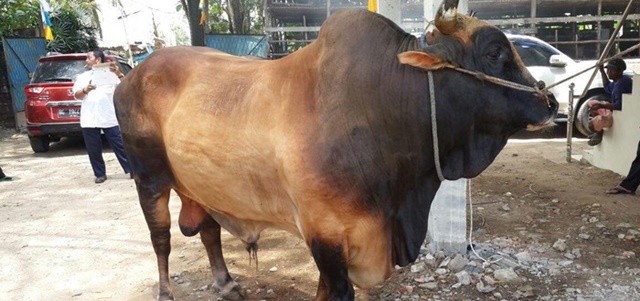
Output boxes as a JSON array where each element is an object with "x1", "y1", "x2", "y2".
[
  {"x1": 597, "y1": 0, "x2": 602, "y2": 56},
  {"x1": 530, "y1": 0, "x2": 537, "y2": 33},
  {"x1": 579, "y1": 0, "x2": 635, "y2": 100},
  {"x1": 567, "y1": 83, "x2": 575, "y2": 163},
  {"x1": 303, "y1": 15, "x2": 308, "y2": 46},
  {"x1": 117, "y1": 9, "x2": 139, "y2": 66}
]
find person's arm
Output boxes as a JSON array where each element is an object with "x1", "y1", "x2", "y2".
[
  {"x1": 590, "y1": 101, "x2": 615, "y2": 111},
  {"x1": 599, "y1": 65, "x2": 609, "y2": 87},
  {"x1": 73, "y1": 74, "x2": 90, "y2": 100},
  {"x1": 74, "y1": 80, "x2": 96, "y2": 100},
  {"x1": 109, "y1": 62, "x2": 125, "y2": 81}
]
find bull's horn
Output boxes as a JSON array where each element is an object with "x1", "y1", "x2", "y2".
[{"x1": 435, "y1": 0, "x2": 463, "y2": 35}]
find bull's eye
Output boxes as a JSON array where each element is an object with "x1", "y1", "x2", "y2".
[{"x1": 487, "y1": 48, "x2": 501, "y2": 61}]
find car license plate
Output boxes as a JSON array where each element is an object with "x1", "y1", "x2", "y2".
[{"x1": 58, "y1": 108, "x2": 81, "y2": 118}]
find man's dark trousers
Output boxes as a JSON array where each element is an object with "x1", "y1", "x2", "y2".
[
  {"x1": 621, "y1": 139, "x2": 640, "y2": 192},
  {"x1": 81, "y1": 126, "x2": 131, "y2": 178}
]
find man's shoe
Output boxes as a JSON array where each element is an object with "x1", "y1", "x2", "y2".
[{"x1": 95, "y1": 176, "x2": 107, "y2": 184}]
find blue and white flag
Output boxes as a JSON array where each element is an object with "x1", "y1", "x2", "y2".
[{"x1": 38, "y1": 0, "x2": 54, "y2": 40}]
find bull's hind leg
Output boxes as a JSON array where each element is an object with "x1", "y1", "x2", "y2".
[
  {"x1": 311, "y1": 239, "x2": 354, "y2": 301},
  {"x1": 136, "y1": 185, "x2": 174, "y2": 301},
  {"x1": 176, "y1": 193, "x2": 243, "y2": 300},
  {"x1": 127, "y1": 144, "x2": 178, "y2": 300}
]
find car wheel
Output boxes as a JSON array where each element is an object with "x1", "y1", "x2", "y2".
[
  {"x1": 29, "y1": 136, "x2": 50, "y2": 153},
  {"x1": 574, "y1": 93, "x2": 610, "y2": 137}
]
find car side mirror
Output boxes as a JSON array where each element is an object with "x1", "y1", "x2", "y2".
[{"x1": 549, "y1": 54, "x2": 567, "y2": 67}]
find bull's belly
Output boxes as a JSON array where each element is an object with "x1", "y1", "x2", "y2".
[
  {"x1": 172, "y1": 165, "x2": 297, "y2": 229},
  {"x1": 165, "y1": 140, "x2": 299, "y2": 231}
]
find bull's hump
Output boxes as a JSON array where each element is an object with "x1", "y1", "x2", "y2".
[{"x1": 318, "y1": 9, "x2": 409, "y2": 44}]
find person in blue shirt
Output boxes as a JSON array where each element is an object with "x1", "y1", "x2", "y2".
[{"x1": 587, "y1": 58, "x2": 633, "y2": 146}]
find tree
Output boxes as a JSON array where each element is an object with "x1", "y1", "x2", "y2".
[
  {"x1": 0, "y1": 0, "x2": 98, "y2": 53},
  {"x1": 179, "y1": 0, "x2": 205, "y2": 46},
  {"x1": 0, "y1": 0, "x2": 40, "y2": 37},
  {"x1": 226, "y1": 0, "x2": 245, "y2": 34},
  {"x1": 47, "y1": 5, "x2": 98, "y2": 53},
  {"x1": 177, "y1": 0, "x2": 264, "y2": 46},
  {"x1": 171, "y1": 22, "x2": 191, "y2": 46},
  {"x1": 212, "y1": 0, "x2": 263, "y2": 34},
  {"x1": 50, "y1": 0, "x2": 102, "y2": 38},
  {"x1": 208, "y1": 0, "x2": 230, "y2": 33}
]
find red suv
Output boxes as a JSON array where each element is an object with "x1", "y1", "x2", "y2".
[{"x1": 24, "y1": 53, "x2": 132, "y2": 152}]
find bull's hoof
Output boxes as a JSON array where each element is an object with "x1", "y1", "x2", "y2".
[{"x1": 214, "y1": 281, "x2": 244, "y2": 301}]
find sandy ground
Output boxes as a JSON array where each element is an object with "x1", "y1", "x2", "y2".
[{"x1": 1, "y1": 127, "x2": 639, "y2": 301}]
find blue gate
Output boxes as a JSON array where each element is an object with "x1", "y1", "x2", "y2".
[
  {"x1": 205, "y1": 34, "x2": 268, "y2": 57},
  {"x1": 1, "y1": 38, "x2": 47, "y2": 112}
]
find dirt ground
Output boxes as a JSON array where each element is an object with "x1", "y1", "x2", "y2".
[{"x1": 1, "y1": 126, "x2": 639, "y2": 301}]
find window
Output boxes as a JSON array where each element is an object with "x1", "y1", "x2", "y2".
[
  {"x1": 511, "y1": 40, "x2": 558, "y2": 67},
  {"x1": 31, "y1": 59, "x2": 86, "y2": 83}
]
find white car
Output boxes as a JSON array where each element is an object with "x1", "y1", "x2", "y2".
[{"x1": 507, "y1": 34, "x2": 633, "y2": 134}]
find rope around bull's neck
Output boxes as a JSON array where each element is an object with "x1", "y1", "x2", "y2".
[
  {"x1": 428, "y1": 71, "x2": 503, "y2": 266},
  {"x1": 428, "y1": 65, "x2": 550, "y2": 183},
  {"x1": 428, "y1": 71, "x2": 446, "y2": 182}
]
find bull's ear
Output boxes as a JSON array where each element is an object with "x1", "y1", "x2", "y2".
[{"x1": 397, "y1": 51, "x2": 455, "y2": 71}]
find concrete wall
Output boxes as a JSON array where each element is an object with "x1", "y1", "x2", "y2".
[
  {"x1": 584, "y1": 74, "x2": 640, "y2": 175},
  {"x1": 427, "y1": 179, "x2": 468, "y2": 253}
]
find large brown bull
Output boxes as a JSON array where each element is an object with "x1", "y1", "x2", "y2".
[{"x1": 114, "y1": 1, "x2": 557, "y2": 300}]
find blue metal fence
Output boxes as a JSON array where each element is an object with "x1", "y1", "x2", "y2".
[
  {"x1": 1, "y1": 38, "x2": 47, "y2": 112},
  {"x1": 205, "y1": 34, "x2": 268, "y2": 57}
]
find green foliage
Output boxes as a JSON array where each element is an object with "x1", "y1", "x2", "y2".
[
  {"x1": 46, "y1": 6, "x2": 98, "y2": 53},
  {"x1": 0, "y1": 0, "x2": 101, "y2": 53},
  {"x1": 50, "y1": 0, "x2": 101, "y2": 35},
  {"x1": 245, "y1": 0, "x2": 263, "y2": 33},
  {"x1": 209, "y1": 0, "x2": 230, "y2": 33},
  {"x1": 171, "y1": 23, "x2": 190, "y2": 45},
  {"x1": 206, "y1": 0, "x2": 263, "y2": 34},
  {"x1": 0, "y1": 0, "x2": 40, "y2": 37}
]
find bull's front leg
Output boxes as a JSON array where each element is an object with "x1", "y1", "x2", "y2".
[
  {"x1": 311, "y1": 239, "x2": 354, "y2": 301},
  {"x1": 137, "y1": 187, "x2": 174, "y2": 301}
]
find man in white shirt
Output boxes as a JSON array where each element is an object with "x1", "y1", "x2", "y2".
[{"x1": 73, "y1": 49, "x2": 131, "y2": 183}]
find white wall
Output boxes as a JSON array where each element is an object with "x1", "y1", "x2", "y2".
[{"x1": 584, "y1": 73, "x2": 640, "y2": 175}]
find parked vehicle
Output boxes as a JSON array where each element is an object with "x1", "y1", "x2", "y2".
[
  {"x1": 24, "y1": 53, "x2": 132, "y2": 153},
  {"x1": 507, "y1": 34, "x2": 633, "y2": 134}
]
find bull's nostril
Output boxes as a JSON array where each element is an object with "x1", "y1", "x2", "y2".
[
  {"x1": 536, "y1": 80, "x2": 546, "y2": 90},
  {"x1": 549, "y1": 97, "x2": 559, "y2": 111}
]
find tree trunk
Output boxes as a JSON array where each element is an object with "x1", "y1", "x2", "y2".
[
  {"x1": 181, "y1": 0, "x2": 205, "y2": 46},
  {"x1": 227, "y1": 0, "x2": 245, "y2": 34}
]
